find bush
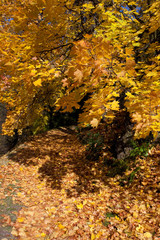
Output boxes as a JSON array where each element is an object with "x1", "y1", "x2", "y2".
[{"x1": 129, "y1": 140, "x2": 151, "y2": 158}]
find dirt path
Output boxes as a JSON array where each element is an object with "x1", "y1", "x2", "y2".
[{"x1": 0, "y1": 129, "x2": 159, "y2": 240}]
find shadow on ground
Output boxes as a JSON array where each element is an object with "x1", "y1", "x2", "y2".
[
  {"x1": 7, "y1": 128, "x2": 160, "y2": 198},
  {"x1": 6, "y1": 129, "x2": 112, "y2": 197}
]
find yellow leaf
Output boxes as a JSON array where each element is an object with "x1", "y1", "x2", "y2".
[
  {"x1": 17, "y1": 192, "x2": 22, "y2": 196},
  {"x1": 146, "y1": 203, "x2": 150, "y2": 208},
  {"x1": 17, "y1": 217, "x2": 25, "y2": 223},
  {"x1": 0, "y1": 49, "x2": 8, "y2": 56},
  {"x1": 91, "y1": 233, "x2": 96, "y2": 240},
  {"x1": 143, "y1": 232, "x2": 152, "y2": 238},
  {"x1": 135, "y1": 36, "x2": 140, "y2": 41},
  {"x1": 83, "y1": 3, "x2": 94, "y2": 10},
  {"x1": 33, "y1": 79, "x2": 42, "y2": 86},
  {"x1": 83, "y1": 200, "x2": 87, "y2": 205},
  {"x1": 89, "y1": 224, "x2": 94, "y2": 228},
  {"x1": 30, "y1": 69, "x2": 36, "y2": 76},
  {"x1": 41, "y1": 233, "x2": 46, "y2": 237},
  {"x1": 49, "y1": 68, "x2": 55, "y2": 74},
  {"x1": 133, "y1": 212, "x2": 138, "y2": 218},
  {"x1": 76, "y1": 203, "x2": 83, "y2": 209},
  {"x1": 58, "y1": 223, "x2": 65, "y2": 229},
  {"x1": 146, "y1": 71, "x2": 158, "y2": 77},
  {"x1": 132, "y1": 42, "x2": 140, "y2": 47},
  {"x1": 136, "y1": 224, "x2": 144, "y2": 233},
  {"x1": 128, "y1": 1, "x2": 137, "y2": 5},
  {"x1": 115, "y1": 215, "x2": 120, "y2": 220},
  {"x1": 96, "y1": 231, "x2": 102, "y2": 238},
  {"x1": 25, "y1": 46, "x2": 31, "y2": 50},
  {"x1": 5, "y1": 62, "x2": 12, "y2": 66},
  {"x1": 111, "y1": 100, "x2": 119, "y2": 111}
]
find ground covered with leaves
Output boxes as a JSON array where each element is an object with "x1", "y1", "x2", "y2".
[{"x1": 0, "y1": 128, "x2": 160, "y2": 240}]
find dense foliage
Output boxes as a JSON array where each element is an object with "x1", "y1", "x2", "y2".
[{"x1": 0, "y1": 0, "x2": 159, "y2": 139}]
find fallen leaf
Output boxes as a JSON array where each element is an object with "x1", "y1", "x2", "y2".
[
  {"x1": 17, "y1": 217, "x2": 25, "y2": 223},
  {"x1": 143, "y1": 232, "x2": 152, "y2": 239},
  {"x1": 91, "y1": 233, "x2": 96, "y2": 240},
  {"x1": 11, "y1": 228, "x2": 19, "y2": 236},
  {"x1": 41, "y1": 232, "x2": 46, "y2": 237},
  {"x1": 76, "y1": 203, "x2": 83, "y2": 209},
  {"x1": 58, "y1": 223, "x2": 65, "y2": 229}
]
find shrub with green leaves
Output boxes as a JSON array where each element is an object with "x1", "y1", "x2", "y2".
[{"x1": 129, "y1": 140, "x2": 150, "y2": 158}]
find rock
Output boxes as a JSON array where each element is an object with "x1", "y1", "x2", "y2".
[
  {"x1": 116, "y1": 124, "x2": 134, "y2": 160},
  {"x1": 117, "y1": 147, "x2": 133, "y2": 160}
]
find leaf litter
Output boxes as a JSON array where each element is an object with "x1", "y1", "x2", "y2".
[{"x1": 0, "y1": 129, "x2": 159, "y2": 240}]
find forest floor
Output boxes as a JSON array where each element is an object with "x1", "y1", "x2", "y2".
[{"x1": 0, "y1": 128, "x2": 159, "y2": 240}]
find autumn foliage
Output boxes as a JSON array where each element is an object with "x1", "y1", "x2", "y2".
[{"x1": 0, "y1": 0, "x2": 159, "y2": 138}]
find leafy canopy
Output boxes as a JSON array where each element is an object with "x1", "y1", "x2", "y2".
[{"x1": 0, "y1": 0, "x2": 159, "y2": 138}]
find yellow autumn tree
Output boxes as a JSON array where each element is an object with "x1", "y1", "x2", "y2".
[
  {"x1": 0, "y1": 0, "x2": 159, "y2": 138},
  {"x1": 0, "y1": 0, "x2": 69, "y2": 135},
  {"x1": 57, "y1": 0, "x2": 160, "y2": 139}
]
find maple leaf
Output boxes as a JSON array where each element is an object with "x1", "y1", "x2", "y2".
[
  {"x1": 90, "y1": 118, "x2": 99, "y2": 128},
  {"x1": 62, "y1": 78, "x2": 69, "y2": 87},
  {"x1": 74, "y1": 69, "x2": 83, "y2": 82}
]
